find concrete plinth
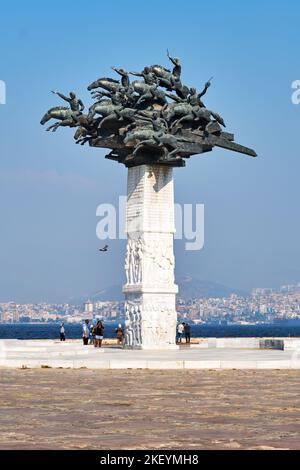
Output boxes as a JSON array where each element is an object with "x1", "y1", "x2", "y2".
[{"x1": 123, "y1": 165, "x2": 178, "y2": 350}]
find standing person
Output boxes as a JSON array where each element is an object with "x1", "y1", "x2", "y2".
[
  {"x1": 89, "y1": 324, "x2": 95, "y2": 345},
  {"x1": 177, "y1": 322, "x2": 184, "y2": 343},
  {"x1": 94, "y1": 320, "x2": 105, "y2": 348},
  {"x1": 115, "y1": 323, "x2": 124, "y2": 345},
  {"x1": 82, "y1": 320, "x2": 90, "y2": 346},
  {"x1": 183, "y1": 322, "x2": 191, "y2": 343},
  {"x1": 60, "y1": 322, "x2": 66, "y2": 342}
]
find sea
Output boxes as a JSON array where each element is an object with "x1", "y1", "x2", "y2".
[{"x1": 0, "y1": 323, "x2": 300, "y2": 340}]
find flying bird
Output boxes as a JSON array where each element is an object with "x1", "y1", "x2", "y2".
[{"x1": 99, "y1": 245, "x2": 109, "y2": 252}]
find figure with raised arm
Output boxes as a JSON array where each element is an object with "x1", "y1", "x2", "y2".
[
  {"x1": 198, "y1": 78, "x2": 212, "y2": 99},
  {"x1": 197, "y1": 78, "x2": 212, "y2": 106},
  {"x1": 167, "y1": 50, "x2": 182, "y2": 79},
  {"x1": 51, "y1": 90, "x2": 84, "y2": 112},
  {"x1": 111, "y1": 67, "x2": 130, "y2": 88},
  {"x1": 187, "y1": 79, "x2": 212, "y2": 108},
  {"x1": 130, "y1": 67, "x2": 158, "y2": 86}
]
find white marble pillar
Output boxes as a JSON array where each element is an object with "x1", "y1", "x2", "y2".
[{"x1": 123, "y1": 164, "x2": 178, "y2": 350}]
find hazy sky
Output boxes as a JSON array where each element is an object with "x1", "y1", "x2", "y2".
[{"x1": 0, "y1": 0, "x2": 300, "y2": 302}]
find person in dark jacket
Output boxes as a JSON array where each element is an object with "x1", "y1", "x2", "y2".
[
  {"x1": 94, "y1": 320, "x2": 105, "y2": 348},
  {"x1": 183, "y1": 322, "x2": 191, "y2": 343}
]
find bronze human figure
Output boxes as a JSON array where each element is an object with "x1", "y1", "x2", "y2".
[
  {"x1": 111, "y1": 67, "x2": 130, "y2": 89},
  {"x1": 167, "y1": 50, "x2": 182, "y2": 79},
  {"x1": 52, "y1": 91, "x2": 84, "y2": 112},
  {"x1": 130, "y1": 67, "x2": 158, "y2": 86}
]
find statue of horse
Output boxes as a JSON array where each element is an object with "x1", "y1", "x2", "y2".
[
  {"x1": 124, "y1": 127, "x2": 155, "y2": 145},
  {"x1": 163, "y1": 102, "x2": 194, "y2": 122},
  {"x1": 131, "y1": 81, "x2": 167, "y2": 106},
  {"x1": 87, "y1": 77, "x2": 120, "y2": 93},
  {"x1": 171, "y1": 106, "x2": 226, "y2": 130},
  {"x1": 98, "y1": 107, "x2": 138, "y2": 130},
  {"x1": 74, "y1": 116, "x2": 100, "y2": 145},
  {"x1": 148, "y1": 65, "x2": 173, "y2": 89},
  {"x1": 87, "y1": 100, "x2": 116, "y2": 120},
  {"x1": 124, "y1": 126, "x2": 191, "y2": 161},
  {"x1": 87, "y1": 101, "x2": 138, "y2": 137},
  {"x1": 148, "y1": 65, "x2": 189, "y2": 99},
  {"x1": 163, "y1": 101, "x2": 225, "y2": 132},
  {"x1": 131, "y1": 131, "x2": 191, "y2": 161},
  {"x1": 153, "y1": 132, "x2": 190, "y2": 160},
  {"x1": 40, "y1": 107, "x2": 81, "y2": 132}
]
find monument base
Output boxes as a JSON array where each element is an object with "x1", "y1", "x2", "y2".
[
  {"x1": 124, "y1": 164, "x2": 178, "y2": 350},
  {"x1": 123, "y1": 289, "x2": 179, "y2": 350}
]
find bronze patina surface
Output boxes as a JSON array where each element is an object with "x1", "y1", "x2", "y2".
[{"x1": 41, "y1": 54, "x2": 257, "y2": 167}]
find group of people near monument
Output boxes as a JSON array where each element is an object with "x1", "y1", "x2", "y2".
[
  {"x1": 60, "y1": 320, "x2": 191, "y2": 345},
  {"x1": 177, "y1": 322, "x2": 191, "y2": 343},
  {"x1": 82, "y1": 319, "x2": 106, "y2": 347},
  {"x1": 85, "y1": 320, "x2": 125, "y2": 347},
  {"x1": 59, "y1": 320, "x2": 125, "y2": 347}
]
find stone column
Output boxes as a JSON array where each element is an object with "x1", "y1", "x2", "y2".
[{"x1": 123, "y1": 164, "x2": 178, "y2": 350}]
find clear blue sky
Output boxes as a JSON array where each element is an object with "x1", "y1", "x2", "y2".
[{"x1": 0, "y1": 0, "x2": 299, "y2": 302}]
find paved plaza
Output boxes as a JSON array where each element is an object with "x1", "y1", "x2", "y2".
[
  {"x1": 1, "y1": 368, "x2": 300, "y2": 450},
  {"x1": 1, "y1": 339, "x2": 300, "y2": 369}
]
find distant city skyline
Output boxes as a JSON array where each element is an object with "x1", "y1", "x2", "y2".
[
  {"x1": 2, "y1": 280, "x2": 300, "y2": 326},
  {"x1": 1, "y1": 1, "x2": 300, "y2": 302}
]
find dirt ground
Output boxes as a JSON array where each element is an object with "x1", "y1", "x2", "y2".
[{"x1": 0, "y1": 369, "x2": 300, "y2": 450}]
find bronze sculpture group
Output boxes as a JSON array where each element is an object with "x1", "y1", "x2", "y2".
[{"x1": 41, "y1": 53, "x2": 257, "y2": 167}]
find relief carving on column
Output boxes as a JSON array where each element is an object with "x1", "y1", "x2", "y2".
[
  {"x1": 125, "y1": 297, "x2": 142, "y2": 347},
  {"x1": 144, "y1": 239, "x2": 175, "y2": 287},
  {"x1": 125, "y1": 237, "x2": 175, "y2": 288},
  {"x1": 141, "y1": 302, "x2": 177, "y2": 348},
  {"x1": 125, "y1": 238, "x2": 143, "y2": 285}
]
